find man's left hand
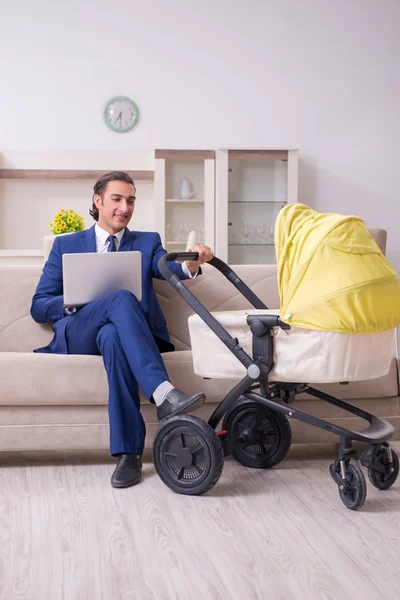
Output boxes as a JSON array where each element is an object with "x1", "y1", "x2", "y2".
[{"x1": 186, "y1": 244, "x2": 214, "y2": 274}]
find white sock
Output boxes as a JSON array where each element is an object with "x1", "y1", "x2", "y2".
[{"x1": 153, "y1": 381, "x2": 174, "y2": 406}]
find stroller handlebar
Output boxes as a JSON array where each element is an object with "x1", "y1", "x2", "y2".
[
  {"x1": 162, "y1": 252, "x2": 199, "y2": 263},
  {"x1": 158, "y1": 252, "x2": 268, "y2": 311}
]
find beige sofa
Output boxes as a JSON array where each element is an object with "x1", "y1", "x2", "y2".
[{"x1": 1, "y1": 228, "x2": 399, "y2": 453}]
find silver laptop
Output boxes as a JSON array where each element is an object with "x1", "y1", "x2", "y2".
[{"x1": 62, "y1": 251, "x2": 142, "y2": 308}]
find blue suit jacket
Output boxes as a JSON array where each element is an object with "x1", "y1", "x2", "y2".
[{"x1": 31, "y1": 225, "x2": 197, "y2": 354}]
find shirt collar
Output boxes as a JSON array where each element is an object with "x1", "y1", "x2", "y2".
[{"x1": 95, "y1": 223, "x2": 126, "y2": 245}]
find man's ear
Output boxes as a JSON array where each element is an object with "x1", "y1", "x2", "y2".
[{"x1": 94, "y1": 194, "x2": 103, "y2": 209}]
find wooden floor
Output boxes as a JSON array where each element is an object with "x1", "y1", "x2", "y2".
[{"x1": 0, "y1": 444, "x2": 399, "y2": 600}]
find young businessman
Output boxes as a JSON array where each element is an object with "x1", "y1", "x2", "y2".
[{"x1": 30, "y1": 171, "x2": 214, "y2": 488}]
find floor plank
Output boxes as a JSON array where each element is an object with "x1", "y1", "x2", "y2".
[{"x1": 0, "y1": 444, "x2": 399, "y2": 600}]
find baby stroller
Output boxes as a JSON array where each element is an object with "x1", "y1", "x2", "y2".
[{"x1": 153, "y1": 204, "x2": 400, "y2": 511}]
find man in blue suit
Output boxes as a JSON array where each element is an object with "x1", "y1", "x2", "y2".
[{"x1": 31, "y1": 171, "x2": 213, "y2": 488}]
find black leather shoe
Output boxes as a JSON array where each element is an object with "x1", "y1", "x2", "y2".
[
  {"x1": 111, "y1": 454, "x2": 142, "y2": 488},
  {"x1": 157, "y1": 388, "x2": 206, "y2": 421}
]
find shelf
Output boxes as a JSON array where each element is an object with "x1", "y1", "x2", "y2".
[
  {"x1": 228, "y1": 201, "x2": 286, "y2": 204},
  {"x1": 0, "y1": 249, "x2": 44, "y2": 257},
  {"x1": 156, "y1": 150, "x2": 214, "y2": 160},
  {"x1": 0, "y1": 169, "x2": 154, "y2": 181},
  {"x1": 228, "y1": 243, "x2": 274, "y2": 247},
  {"x1": 166, "y1": 240, "x2": 204, "y2": 245},
  {"x1": 228, "y1": 150, "x2": 289, "y2": 160},
  {"x1": 166, "y1": 198, "x2": 204, "y2": 203}
]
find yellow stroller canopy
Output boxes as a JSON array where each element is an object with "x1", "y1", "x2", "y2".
[{"x1": 275, "y1": 204, "x2": 400, "y2": 333}]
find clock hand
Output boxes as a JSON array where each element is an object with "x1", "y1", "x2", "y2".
[{"x1": 115, "y1": 112, "x2": 122, "y2": 126}]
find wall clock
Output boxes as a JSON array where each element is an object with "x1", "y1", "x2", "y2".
[{"x1": 103, "y1": 96, "x2": 139, "y2": 133}]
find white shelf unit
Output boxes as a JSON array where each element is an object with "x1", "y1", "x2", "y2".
[
  {"x1": 215, "y1": 149, "x2": 298, "y2": 264},
  {"x1": 154, "y1": 150, "x2": 215, "y2": 253}
]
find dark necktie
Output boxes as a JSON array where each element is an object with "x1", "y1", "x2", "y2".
[{"x1": 107, "y1": 235, "x2": 117, "y2": 252}]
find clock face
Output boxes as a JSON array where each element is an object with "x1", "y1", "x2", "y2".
[{"x1": 103, "y1": 96, "x2": 139, "y2": 133}]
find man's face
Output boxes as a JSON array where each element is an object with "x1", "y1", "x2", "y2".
[{"x1": 94, "y1": 180, "x2": 136, "y2": 234}]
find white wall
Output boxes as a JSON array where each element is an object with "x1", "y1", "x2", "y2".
[{"x1": 1, "y1": 0, "x2": 399, "y2": 265}]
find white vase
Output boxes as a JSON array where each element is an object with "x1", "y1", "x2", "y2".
[{"x1": 179, "y1": 179, "x2": 194, "y2": 200}]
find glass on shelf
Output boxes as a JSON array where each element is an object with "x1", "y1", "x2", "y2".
[
  {"x1": 241, "y1": 221, "x2": 250, "y2": 244},
  {"x1": 165, "y1": 222, "x2": 195, "y2": 243},
  {"x1": 228, "y1": 221, "x2": 237, "y2": 244},
  {"x1": 165, "y1": 222, "x2": 174, "y2": 242},
  {"x1": 269, "y1": 224, "x2": 275, "y2": 244},
  {"x1": 196, "y1": 223, "x2": 204, "y2": 244},
  {"x1": 257, "y1": 221, "x2": 266, "y2": 243},
  {"x1": 178, "y1": 223, "x2": 186, "y2": 242},
  {"x1": 227, "y1": 220, "x2": 276, "y2": 246}
]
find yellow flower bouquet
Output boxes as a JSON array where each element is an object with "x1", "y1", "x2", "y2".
[{"x1": 49, "y1": 209, "x2": 85, "y2": 235}]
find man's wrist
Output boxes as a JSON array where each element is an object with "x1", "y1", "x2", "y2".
[
  {"x1": 183, "y1": 261, "x2": 199, "y2": 279},
  {"x1": 186, "y1": 262, "x2": 198, "y2": 274}
]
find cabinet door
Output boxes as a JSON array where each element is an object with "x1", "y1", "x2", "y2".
[
  {"x1": 154, "y1": 150, "x2": 215, "y2": 253},
  {"x1": 215, "y1": 149, "x2": 298, "y2": 265}
]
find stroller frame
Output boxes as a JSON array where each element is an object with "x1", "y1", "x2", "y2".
[{"x1": 155, "y1": 252, "x2": 399, "y2": 510}]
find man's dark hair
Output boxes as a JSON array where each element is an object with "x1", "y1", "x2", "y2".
[{"x1": 89, "y1": 170, "x2": 136, "y2": 221}]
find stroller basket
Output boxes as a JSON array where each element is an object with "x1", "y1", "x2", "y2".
[{"x1": 188, "y1": 308, "x2": 396, "y2": 384}]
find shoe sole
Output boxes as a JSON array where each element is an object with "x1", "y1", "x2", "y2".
[
  {"x1": 165, "y1": 393, "x2": 205, "y2": 419},
  {"x1": 111, "y1": 477, "x2": 141, "y2": 489}
]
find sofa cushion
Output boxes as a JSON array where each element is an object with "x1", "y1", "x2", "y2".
[
  {"x1": 0, "y1": 350, "x2": 236, "y2": 406},
  {"x1": 0, "y1": 266, "x2": 53, "y2": 352},
  {"x1": 0, "y1": 353, "x2": 108, "y2": 405},
  {"x1": 0, "y1": 349, "x2": 397, "y2": 407}
]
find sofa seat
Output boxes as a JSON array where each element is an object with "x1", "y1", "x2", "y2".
[{"x1": 0, "y1": 348, "x2": 398, "y2": 407}]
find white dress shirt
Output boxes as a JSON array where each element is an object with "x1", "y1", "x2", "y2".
[{"x1": 95, "y1": 224, "x2": 125, "y2": 252}]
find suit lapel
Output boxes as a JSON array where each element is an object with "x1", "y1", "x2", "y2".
[
  {"x1": 118, "y1": 228, "x2": 134, "y2": 251},
  {"x1": 79, "y1": 225, "x2": 96, "y2": 253}
]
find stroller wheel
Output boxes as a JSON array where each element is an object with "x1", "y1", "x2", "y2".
[
  {"x1": 368, "y1": 445, "x2": 399, "y2": 490},
  {"x1": 223, "y1": 399, "x2": 291, "y2": 469},
  {"x1": 153, "y1": 415, "x2": 224, "y2": 496},
  {"x1": 337, "y1": 463, "x2": 366, "y2": 511}
]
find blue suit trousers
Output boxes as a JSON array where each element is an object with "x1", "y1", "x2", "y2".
[{"x1": 65, "y1": 289, "x2": 170, "y2": 456}]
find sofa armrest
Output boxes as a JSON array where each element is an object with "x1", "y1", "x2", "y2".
[{"x1": 368, "y1": 228, "x2": 387, "y2": 255}]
